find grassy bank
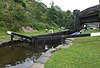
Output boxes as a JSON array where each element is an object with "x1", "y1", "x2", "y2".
[
  {"x1": 0, "y1": 27, "x2": 10, "y2": 42},
  {"x1": 45, "y1": 30, "x2": 100, "y2": 68},
  {"x1": 0, "y1": 29, "x2": 45, "y2": 42},
  {"x1": 0, "y1": 27, "x2": 60, "y2": 42}
]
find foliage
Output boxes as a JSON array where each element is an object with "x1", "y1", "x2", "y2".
[
  {"x1": 0, "y1": 0, "x2": 74, "y2": 31},
  {"x1": 30, "y1": 22, "x2": 50, "y2": 30}
]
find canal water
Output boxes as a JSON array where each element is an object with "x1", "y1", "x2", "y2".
[{"x1": 0, "y1": 41, "x2": 60, "y2": 68}]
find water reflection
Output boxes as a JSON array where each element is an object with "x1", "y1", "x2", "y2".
[
  {"x1": 0, "y1": 41, "x2": 60, "y2": 68},
  {"x1": 5, "y1": 58, "x2": 33, "y2": 68},
  {"x1": 0, "y1": 42, "x2": 44, "y2": 68}
]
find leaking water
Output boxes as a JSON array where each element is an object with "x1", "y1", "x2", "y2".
[{"x1": 0, "y1": 41, "x2": 60, "y2": 68}]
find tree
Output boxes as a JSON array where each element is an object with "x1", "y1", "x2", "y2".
[{"x1": 0, "y1": 0, "x2": 75, "y2": 31}]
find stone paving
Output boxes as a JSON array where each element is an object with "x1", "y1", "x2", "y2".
[{"x1": 30, "y1": 38, "x2": 74, "y2": 68}]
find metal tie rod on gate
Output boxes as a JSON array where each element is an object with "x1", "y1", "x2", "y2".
[
  {"x1": 38, "y1": 32, "x2": 100, "y2": 39},
  {"x1": 65, "y1": 32, "x2": 100, "y2": 38}
]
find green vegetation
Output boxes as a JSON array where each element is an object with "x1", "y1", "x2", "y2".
[
  {"x1": 45, "y1": 30, "x2": 100, "y2": 68},
  {"x1": 0, "y1": 0, "x2": 74, "y2": 31},
  {"x1": 0, "y1": 27, "x2": 10, "y2": 42},
  {"x1": 19, "y1": 28, "x2": 61, "y2": 36}
]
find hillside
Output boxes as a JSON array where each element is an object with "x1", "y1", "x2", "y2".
[{"x1": 0, "y1": 0, "x2": 74, "y2": 31}]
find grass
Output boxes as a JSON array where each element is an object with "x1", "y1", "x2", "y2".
[
  {"x1": 44, "y1": 30, "x2": 100, "y2": 68},
  {"x1": 82, "y1": 29, "x2": 100, "y2": 34},
  {"x1": 0, "y1": 27, "x2": 10, "y2": 42},
  {"x1": 0, "y1": 27, "x2": 61, "y2": 42}
]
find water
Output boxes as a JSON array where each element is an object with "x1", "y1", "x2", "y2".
[
  {"x1": 0, "y1": 42, "x2": 44, "y2": 68},
  {"x1": 0, "y1": 41, "x2": 60, "y2": 68}
]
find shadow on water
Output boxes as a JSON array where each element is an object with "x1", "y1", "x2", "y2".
[{"x1": 0, "y1": 40, "x2": 61, "y2": 68}]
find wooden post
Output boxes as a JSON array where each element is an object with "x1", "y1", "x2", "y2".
[
  {"x1": 61, "y1": 35, "x2": 66, "y2": 45},
  {"x1": 31, "y1": 36, "x2": 38, "y2": 47},
  {"x1": 11, "y1": 34, "x2": 14, "y2": 41}
]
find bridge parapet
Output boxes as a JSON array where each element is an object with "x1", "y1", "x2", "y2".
[{"x1": 79, "y1": 4, "x2": 100, "y2": 18}]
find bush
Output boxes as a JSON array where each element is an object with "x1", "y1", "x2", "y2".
[
  {"x1": 30, "y1": 22, "x2": 50, "y2": 30},
  {"x1": 0, "y1": 21, "x2": 5, "y2": 27}
]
